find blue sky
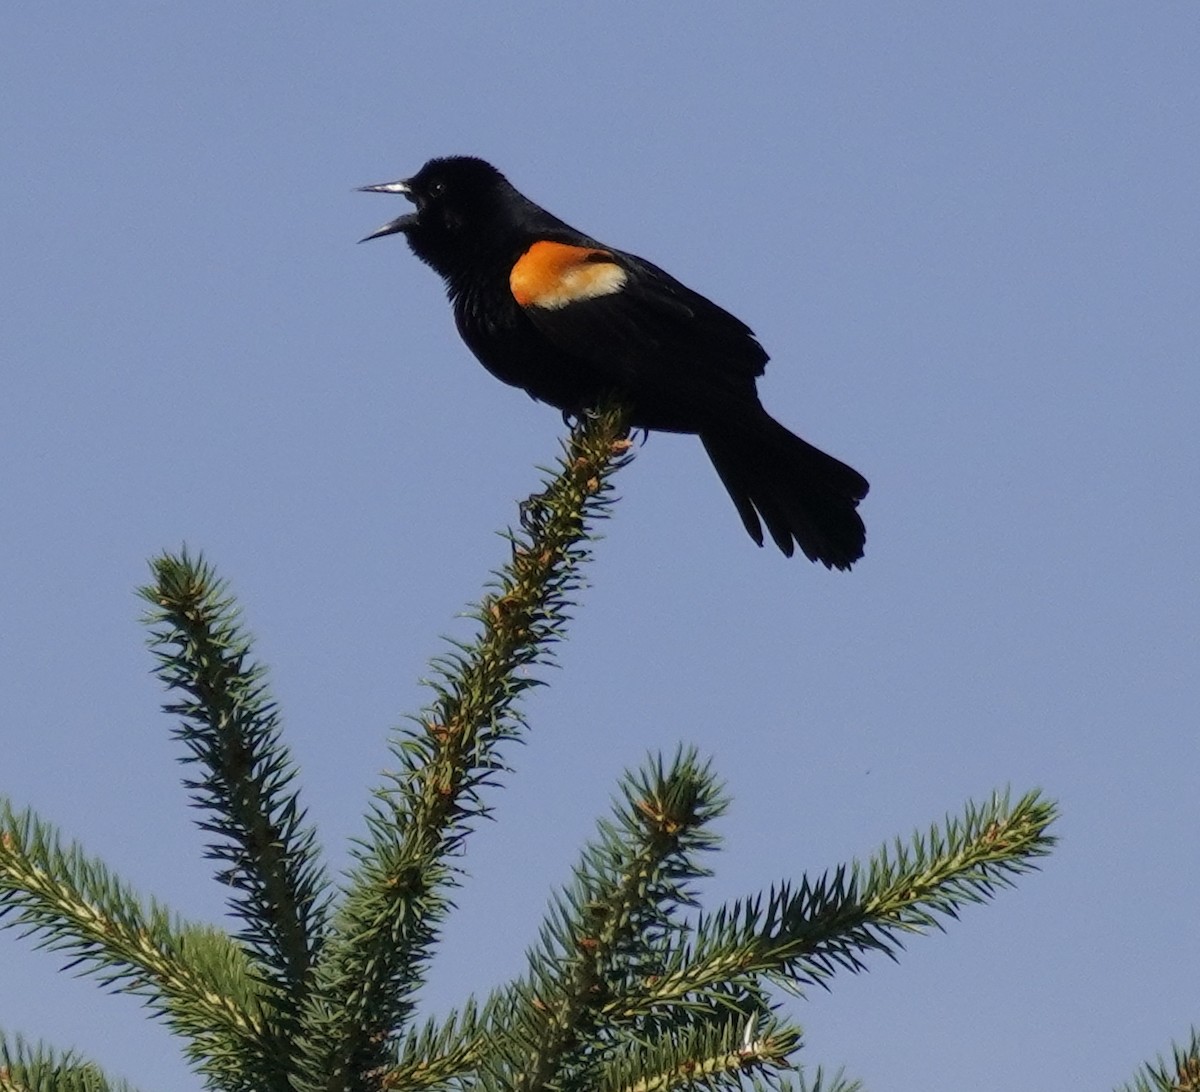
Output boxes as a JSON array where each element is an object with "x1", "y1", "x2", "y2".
[{"x1": 2, "y1": 5, "x2": 1197, "y2": 1089}]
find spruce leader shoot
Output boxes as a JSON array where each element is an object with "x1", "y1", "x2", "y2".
[{"x1": 361, "y1": 156, "x2": 868, "y2": 570}]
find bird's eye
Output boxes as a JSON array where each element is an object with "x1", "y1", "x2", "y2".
[{"x1": 428, "y1": 179, "x2": 446, "y2": 197}]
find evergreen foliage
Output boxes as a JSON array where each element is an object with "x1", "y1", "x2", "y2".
[
  {"x1": 1116, "y1": 1030, "x2": 1200, "y2": 1092},
  {"x1": 3, "y1": 403, "x2": 1150, "y2": 1091}
]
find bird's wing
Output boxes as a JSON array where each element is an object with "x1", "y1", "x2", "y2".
[{"x1": 509, "y1": 240, "x2": 769, "y2": 405}]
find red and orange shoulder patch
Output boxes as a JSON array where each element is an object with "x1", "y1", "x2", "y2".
[{"x1": 510, "y1": 241, "x2": 628, "y2": 310}]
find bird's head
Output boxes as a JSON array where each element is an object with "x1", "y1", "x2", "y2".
[{"x1": 359, "y1": 156, "x2": 524, "y2": 277}]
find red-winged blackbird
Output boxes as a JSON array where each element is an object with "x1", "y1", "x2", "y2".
[{"x1": 360, "y1": 156, "x2": 868, "y2": 569}]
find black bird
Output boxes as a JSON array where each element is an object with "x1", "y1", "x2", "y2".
[{"x1": 360, "y1": 156, "x2": 868, "y2": 568}]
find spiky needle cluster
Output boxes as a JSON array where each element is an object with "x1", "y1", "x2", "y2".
[
  {"x1": 1116, "y1": 1029, "x2": 1200, "y2": 1092},
  {"x1": 0, "y1": 404, "x2": 1073, "y2": 1092}
]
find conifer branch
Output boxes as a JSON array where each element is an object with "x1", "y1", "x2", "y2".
[
  {"x1": 775, "y1": 1068, "x2": 863, "y2": 1092},
  {"x1": 637, "y1": 790, "x2": 1057, "y2": 1007},
  {"x1": 296, "y1": 404, "x2": 634, "y2": 1091},
  {"x1": 0, "y1": 1028, "x2": 143, "y2": 1092},
  {"x1": 0, "y1": 803, "x2": 266, "y2": 1086},
  {"x1": 591, "y1": 1009, "x2": 802, "y2": 1092},
  {"x1": 381, "y1": 1001, "x2": 486, "y2": 1089},
  {"x1": 140, "y1": 550, "x2": 330, "y2": 1013},
  {"x1": 0, "y1": 409, "x2": 1066, "y2": 1092},
  {"x1": 400, "y1": 748, "x2": 737, "y2": 1091},
  {"x1": 492, "y1": 748, "x2": 727, "y2": 1092},
  {"x1": 1118, "y1": 1029, "x2": 1200, "y2": 1092}
]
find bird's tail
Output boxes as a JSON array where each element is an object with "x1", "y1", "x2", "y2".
[{"x1": 700, "y1": 412, "x2": 869, "y2": 569}]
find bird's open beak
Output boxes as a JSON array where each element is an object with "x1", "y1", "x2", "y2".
[{"x1": 358, "y1": 179, "x2": 418, "y2": 242}]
